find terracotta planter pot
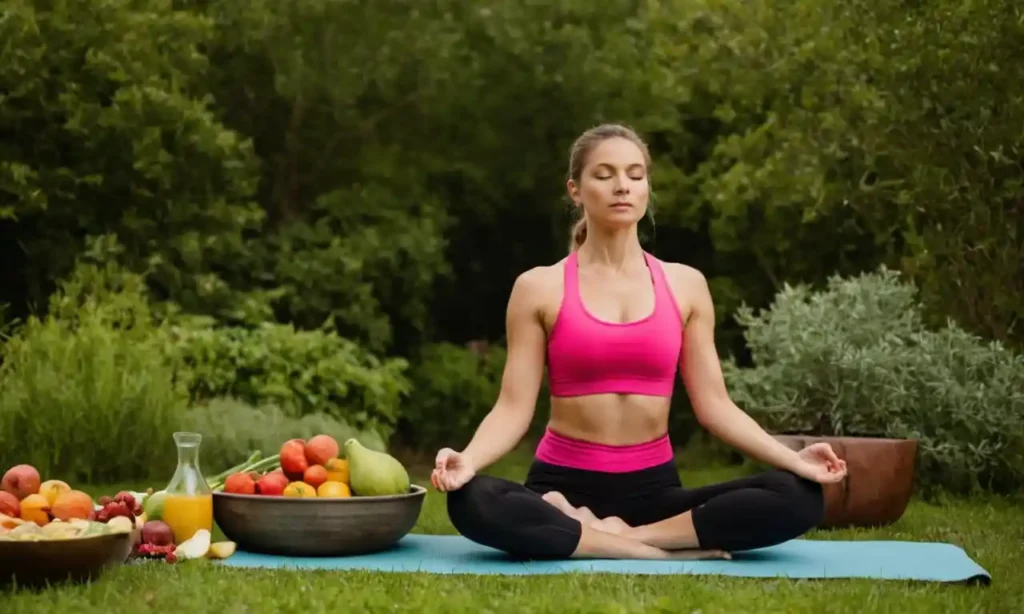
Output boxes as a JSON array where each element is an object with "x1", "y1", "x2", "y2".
[{"x1": 773, "y1": 434, "x2": 918, "y2": 529}]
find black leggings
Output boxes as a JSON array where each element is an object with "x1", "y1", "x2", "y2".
[{"x1": 446, "y1": 459, "x2": 824, "y2": 559}]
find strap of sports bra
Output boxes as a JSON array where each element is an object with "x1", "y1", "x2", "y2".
[
  {"x1": 562, "y1": 251, "x2": 581, "y2": 308},
  {"x1": 643, "y1": 252, "x2": 667, "y2": 291},
  {"x1": 645, "y1": 252, "x2": 685, "y2": 322}
]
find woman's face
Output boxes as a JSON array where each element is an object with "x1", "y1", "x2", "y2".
[{"x1": 568, "y1": 137, "x2": 650, "y2": 229}]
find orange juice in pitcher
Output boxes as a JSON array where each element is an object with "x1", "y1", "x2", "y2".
[
  {"x1": 162, "y1": 432, "x2": 214, "y2": 544},
  {"x1": 162, "y1": 493, "x2": 213, "y2": 544}
]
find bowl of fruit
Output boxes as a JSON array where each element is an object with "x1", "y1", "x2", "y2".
[
  {"x1": 0, "y1": 516, "x2": 136, "y2": 589},
  {"x1": 0, "y1": 465, "x2": 139, "y2": 589},
  {"x1": 212, "y1": 436, "x2": 426, "y2": 557}
]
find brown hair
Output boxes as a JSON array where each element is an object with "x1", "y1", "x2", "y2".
[{"x1": 566, "y1": 123, "x2": 652, "y2": 252}]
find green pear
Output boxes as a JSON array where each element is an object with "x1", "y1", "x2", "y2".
[
  {"x1": 344, "y1": 438, "x2": 411, "y2": 496},
  {"x1": 143, "y1": 490, "x2": 167, "y2": 521}
]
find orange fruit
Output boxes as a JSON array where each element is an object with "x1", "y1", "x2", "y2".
[
  {"x1": 282, "y1": 481, "x2": 317, "y2": 498},
  {"x1": 324, "y1": 458, "x2": 349, "y2": 484},
  {"x1": 51, "y1": 490, "x2": 94, "y2": 521},
  {"x1": 317, "y1": 481, "x2": 351, "y2": 498},
  {"x1": 19, "y1": 493, "x2": 50, "y2": 526}
]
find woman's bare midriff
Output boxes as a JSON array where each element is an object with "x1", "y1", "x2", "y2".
[{"x1": 546, "y1": 394, "x2": 671, "y2": 446}]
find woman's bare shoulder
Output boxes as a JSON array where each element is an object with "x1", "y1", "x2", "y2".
[
  {"x1": 658, "y1": 260, "x2": 713, "y2": 322},
  {"x1": 516, "y1": 259, "x2": 565, "y2": 291},
  {"x1": 509, "y1": 259, "x2": 566, "y2": 306},
  {"x1": 660, "y1": 260, "x2": 709, "y2": 289}
]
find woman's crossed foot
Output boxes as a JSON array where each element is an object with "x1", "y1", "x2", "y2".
[{"x1": 540, "y1": 491, "x2": 731, "y2": 561}]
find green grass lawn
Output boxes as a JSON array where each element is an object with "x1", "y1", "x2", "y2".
[{"x1": 3, "y1": 447, "x2": 1021, "y2": 613}]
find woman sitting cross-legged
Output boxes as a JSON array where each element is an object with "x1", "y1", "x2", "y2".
[{"x1": 431, "y1": 123, "x2": 848, "y2": 561}]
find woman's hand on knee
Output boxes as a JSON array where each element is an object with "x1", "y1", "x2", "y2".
[
  {"x1": 793, "y1": 443, "x2": 848, "y2": 484},
  {"x1": 431, "y1": 447, "x2": 477, "y2": 492}
]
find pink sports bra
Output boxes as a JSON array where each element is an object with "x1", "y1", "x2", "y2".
[{"x1": 546, "y1": 251, "x2": 684, "y2": 398}]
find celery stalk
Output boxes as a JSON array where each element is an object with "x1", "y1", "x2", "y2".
[{"x1": 209, "y1": 451, "x2": 262, "y2": 484}]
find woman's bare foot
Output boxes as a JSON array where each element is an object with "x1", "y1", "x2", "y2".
[
  {"x1": 539, "y1": 493, "x2": 731, "y2": 561},
  {"x1": 591, "y1": 515, "x2": 630, "y2": 536},
  {"x1": 541, "y1": 491, "x2": 576, "y2": 515},
  {"x1": 542, "y1": 493, "x2": 624, "y2": 530},
  {"x1": 543, "y1": 494, "x2": 644, "y2": 538},
  {"x1": 574, "y1": 506, "x2": 600, "y2": 525},
  {"x1": 541, "y1": 492, "x2": 603, "y2": 526},
  {"x1": 665, "y1": 548, "x2": 732, "y2": 561},
  {"x1": 539, "y1": 492, "x2": 731, "y2": 560}
]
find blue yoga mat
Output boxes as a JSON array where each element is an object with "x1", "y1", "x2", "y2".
[{"x1": 217, "y1": 534, "x2": 991, "y2": 584}]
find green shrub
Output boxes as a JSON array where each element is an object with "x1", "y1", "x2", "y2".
[
  {"x1": 0, "y1": 264, "x2": 186, "y2": 484},
  {"x1": 723, "y1": 267, "x2": 1024, "y2": 497},
  {"x1": 178, "y1": 397, "x2": 387, "y2": 476},
  {"x1": 167, "y1": 322, "x2": 410, "y2": 440},
  {"x1": 396, "y1": 342, "x2": 508, "y2": 451}
]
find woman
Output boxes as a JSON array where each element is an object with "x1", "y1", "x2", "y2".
[{"x1": 431, "y1": 124, "x2": 848, "y2": 561}]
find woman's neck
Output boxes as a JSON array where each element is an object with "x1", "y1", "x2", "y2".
[{"x1": 577, "y1": 227, "x2": 644, "y2": 273}]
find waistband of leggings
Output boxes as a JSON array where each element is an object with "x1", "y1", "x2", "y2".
[{"x1": 533, "y1": 427, "x2": 675, "y2": 473}]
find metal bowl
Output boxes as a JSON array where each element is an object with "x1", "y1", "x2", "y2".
[
  {"x1": 0, "y1": 531, "x2": 134, "y2": 589},
  {"x1": 212, "y1": 485, "x2": 427, "y2": 556}
]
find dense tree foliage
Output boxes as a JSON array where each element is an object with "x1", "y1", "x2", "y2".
[
  {"x1": 1, "y1": 1, "x2": 1021, "y2": 470},
  {"x1": 4, "y1": 0, "x2": 1018, "y2": 353}
]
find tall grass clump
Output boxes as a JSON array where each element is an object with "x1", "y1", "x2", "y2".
[{"x1": 0, "y1": 261, "x2": 186, "y2": 483}]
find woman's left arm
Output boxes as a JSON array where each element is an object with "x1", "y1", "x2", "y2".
[{"x1": 673, "y1": 266, "x2": 843, "y2": 481}]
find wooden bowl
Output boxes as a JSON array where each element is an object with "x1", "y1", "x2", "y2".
[
  {"x1": 0, "y1": 531, "x2": 134, "y2": 589},
  {"x1": 212, "y1": 485, "x2": 427, "y2": 556}
]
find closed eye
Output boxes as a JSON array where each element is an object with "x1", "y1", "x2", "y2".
[
  {"x1": 594, "y1": 175, "x2": 646, "y2": 181},
  {"x1": 592, "y1": 163, "x2": 646, "y2": 181}
]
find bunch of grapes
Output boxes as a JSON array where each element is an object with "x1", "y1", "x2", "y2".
[{"x1": 90, "y1": 491, "x2": 143, "y2": 523}]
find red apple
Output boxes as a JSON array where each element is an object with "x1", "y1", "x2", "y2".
[
  {"x1": 142, "y1": 520, "x2": 175, "y2": 546},
  {"x1": 2, "y1": 464, "x2": 41, "y2": 500}
]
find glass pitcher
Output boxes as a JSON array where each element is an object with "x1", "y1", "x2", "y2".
[{"x1": 161, "y1": 431, "x2": 213, "y2": 544}]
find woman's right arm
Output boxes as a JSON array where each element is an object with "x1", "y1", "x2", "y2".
[{"x1": 457, "y1": 269, "x2": 548, "y2": 473}]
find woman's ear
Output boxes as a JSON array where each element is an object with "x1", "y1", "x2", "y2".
[{"x1": 566, "y1": 179, "x2": 579, "y2": 203}]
